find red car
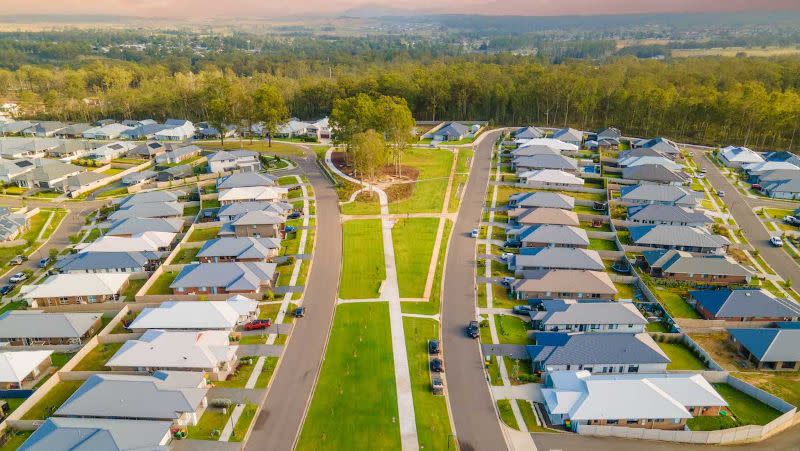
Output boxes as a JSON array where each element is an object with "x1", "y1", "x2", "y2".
[{"x1": 244, "y1": 319, "x2": 271, "y2": 331}]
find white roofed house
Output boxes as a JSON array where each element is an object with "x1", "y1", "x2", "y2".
[
  {"x1": 719, "y1": 146, "x2": 764, "y2": 168},
  {"x1": 518, "y1": 169, "x2": 584, "y2": 188},
  {"x1": 154, "y1": 144, "x2": 201, "y2": 165},
  {"x1": 276, "y1": 119, "x2": 312, "y2": 138},
  {"x1": 128, "y1": 298, "x2": 259, "y2": 332},
  {"x1": 0, "y1": 350, "x2": 53, "y2": 389},
  {"x1": 0, "y1": 311, "x2": 103, "y2": 346},
  {"x1": 517, "y1": 138, "x2": 579, "y2": 152},
  {"x1": 78, "y1": 231, "x2": 176, "y2": 255},
  {"x1": 82, "y1": 123, "x2": 134, "y2": 140},
  {"x1": 154, "y1": 119, "x2": 196, "y2": 141},
  {"x1": 218, "y1": 186, "x2": 288, "y2": 205},
  {"x1": 551, "y1": 128, "x2": 583, "y2": 147},
  {"x1": 21, "y1": 273, "x2": 131, "y2": 308},
  {"x1": 170, "y1": 262, "x2": 277, "y2": 295},
  {"x1": 530, "y1": 299, "x2": 647, "y2": 333},
  {"x1": 207, "y1": 150, "x2": 261, "y2": 173},
  {"x1": 87, "y1": 141, "x2": 138, "y2": 162},
  {"x1": 512, "y1": 154, "x2": 579, "y2": 174}
]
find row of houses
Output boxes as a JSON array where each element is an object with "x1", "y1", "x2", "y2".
[{"x1": 719, "y1": 146, "x2": 800, "y2": 199}]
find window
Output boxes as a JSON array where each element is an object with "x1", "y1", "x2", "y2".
[
  {"x1": 627, "y1": 419, "x2": 639, "y2": 425},
  {"x1": 627, "y1": 365, "x2": 639, "y2": 373},
  {"x1": 607, "y1": 420, "x2": 618, "y2": 425}
]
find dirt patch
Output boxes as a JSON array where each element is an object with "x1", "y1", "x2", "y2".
[
  {"x1": 353, "y1": 191, "x2": 379, "y2": 203},
  {"x1": 689, "y1": 332, "x2": 747, "y2": 371},
  {"x1": 331, "y1": 151, "x2": 420, "y2": 202}
]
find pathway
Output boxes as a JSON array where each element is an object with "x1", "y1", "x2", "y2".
[
  {"x1": 423, "y1": 148, "x2": 459, "y2": 298},
  {"x1": 325, "y1": 149, "x2": 420, "y2": 451},
  {"x1": 219, "y1": 403, "x2": 245, "y2": 441},
  {"x1": 245, "y1": 356, "x2": 266, "y2": 389}
]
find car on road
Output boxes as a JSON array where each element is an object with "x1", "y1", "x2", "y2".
[
  {"x1": 701, "y1": 167, "x2": 707, "y2": 173},
  {"x1": 717, "y1": 190, "x2": 725, "y2": 197},
  {"x1": 0, "y1": 285, "x2": 13, "y2": 295},
  {"x1": 288, "y1": 212, "x2": 302, "y2": 219},
  {"x1": 8, "y1": 255, "x2": 27, "y2": 266},
  {"x1": 244, "y1": 319, "x2": 271, "y2": 330},
  {"x1": 8, "y1": 272, "x2": 27, "y2": 284},
  {"x1": 294, "y1": 306, "x2": 306, "y2": 318},
  {"x1": 428, "y1": 339, "x2": 440, "y2": 355},
  {"x1": 785, "y1": 216, "x2": 800, "y2": 226},
  {"x1": 512, "y1": 305, "x2": 532, "y2": 315},
  {"x1": 695, "y1": 173, "x2": 705, "y2": 179},
  {"x1": 751, "y1": 183, "x2": 762, "y2": 191},
  {"x1": 770, "y1": 236, "x2": 784, "y2": 247},
  {"x1": 430, "y1": 358, "x2": 444, "y2": 372},
  {"x1": 470, "y1": 228, "x2": 479, "y2": 238},
  {"x1": 38, "y1": 258, "x2": 50, "y2": 268},
  {"x1": 467, "y1": 320, "x2": 480, "y2": 338}
]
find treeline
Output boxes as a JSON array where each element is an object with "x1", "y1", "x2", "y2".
[{"x1": 2, "y1": 56, "x2": 800, "y2": 150}]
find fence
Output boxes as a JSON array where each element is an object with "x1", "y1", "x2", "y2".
[
  {"x1": 648, "y1": 332, "x2": 724, "y2": 371},
  {"x1": 70, "y1": 160, "x2": 153, "y2": 198}
]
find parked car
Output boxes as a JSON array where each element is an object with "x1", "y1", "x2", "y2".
[
  {"x1": 695, "y1": 173, "x2": 705, "y2": 179},
  {"x1": 431, "y1": 377, "x2": 445, "y2": 395},
  {"x1": 512, "y1": 305, "x2": 532, "y2": 315},
  {"x1": 9, "y1": 255, "x2": 26, "y2": 266},
  {"x1": 500, "y1": 252, "x2": 514, "y2": 262},
  {"x1": 770, "y1": 236, "x2": 784, "y2": 247},
  {"x1": 284, "y1": 226, "x2": 297, "y2": 233},
  {"x1": 38, "y1": 258, "x2": 50, "y2": 268},
  {"x1": 430, "y1": 358, "x2": 444, "y2": 373},
  {"x1": 701, "y1": 167, "x2": 707, "y2": 173},
  {"x1": 501, "y1": 276, "x2": 515, "y2": 287},
  {"x1": 717, "y1": 190, "x2": 725, "y2": 197},
  {"x1": 467, "y1": 320, "x2": 480, "y2": 339},
  {"x1": 470, "y1": 228, "x2": 479, "y2": 238},
  {"x1": 243, "y1": 319, "x2": 271, "y2": 331},
  {"x1": 785, "y1": 216, "x2": 800, "y2": 226},
  {"x1": 751, "y1": 183, "x2": 762, "y2": 191},
  {"x1": 8, "y1": 272, "x2": 27, "y2": 284},
  {"x1": 288, "y1": 211, "x2": 302, "y2": 220},
  {"x1": 0, "y1": 284, "x2": 13, "y2": 295},
  {"x1": 428, "y1": 339, "x2": 440, "y2": 355},
  {"x1": 294, "y1": 306, "x2": 306, "y2": 318}
]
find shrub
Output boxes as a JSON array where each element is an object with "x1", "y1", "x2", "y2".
[{"x1": 210, "y1": 398, "x2": 232, "y2": 409}]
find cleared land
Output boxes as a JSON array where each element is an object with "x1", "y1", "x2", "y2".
[
  {"x1": 389, "y1": 148, "x2": 454, "y2": 214},
  {"x1": 339, "y1": 219, "x2": 385, "y2": 299},
  {"x1": 392, "y1": 218, "x2": 439, "y2": 298}
]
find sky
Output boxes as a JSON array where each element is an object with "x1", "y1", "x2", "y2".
[{"x1": 2, "y1": 0, "x2": 799, "y2": 18}]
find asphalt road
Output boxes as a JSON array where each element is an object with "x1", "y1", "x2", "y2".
[
  {"x1": 441, "y1": 129, "x2": 508, "y2": 451},
  {"x1": 245, "y1": 150, "x2": 342, "y2": 451},
  {"x1": 689, "y1": 147, "x2": 800, "y2": 286}
]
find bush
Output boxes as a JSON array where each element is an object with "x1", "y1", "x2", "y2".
[{"x1": 210, "y1": 398, "x2": 232, "y2": 409}]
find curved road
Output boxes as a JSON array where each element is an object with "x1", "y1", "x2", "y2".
[
  {"x1": 246, "y1": 149, "x2": 342, "y2": 450},
  {"x1": 442, "y1": 129, "x2": 508, "y2": 451}
]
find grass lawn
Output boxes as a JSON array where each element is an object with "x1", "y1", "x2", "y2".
[
  {"x1": 121, "y1": 278, "x2": 146, "y2": 300},
  {"x1": 340, "y1": 191, "x2": 381, "y2": 215},
  {"x1": 214, "y1": 357, "x2": 258, "y2": 388},
  {"x1": 490, "y1": 283, "x2": 518, "y2": 310},
  {"x1": 403, "y1": 317, "x2": 453, "y2": 451},
  {"x1": 187, "y1": 406, "x2": 235, "y2": 440},
  {"x1": 298, "y1": 303, "x2": 400, "y2": 450},
  {"x1": 733, "y1": 373, "x2": 800, "y2": 409},
  {"x1": 657, "y1": 341, "x2": 707, "y2": 370},
  {"x1": 146, "y1": 271, "x2": 178, "y2": 295},
  {"x1": 255, "y1": 356, "x2": 279, "y2": 389},
  {"x1": 613, "y1": 282, "x2": 637, "y2": 299},
  {"x1": 187, "y1": 226, "x2": 220, "y2": 242},
  {"x1": 73, "y1": 342, "x2": 124, "y2": 371},
  {"x1": 203, "y1": 199, "x2": 221, "y2": 209},
  {"x1": 455, "y1": 148, "x2": 473, "y2": 173},
  {"x1": 238, "y1": 334, "x2": 268, "y2": 345},
  {"x1": 22, "y1": 381, "x2": 83, "y2": 420},
  {"x1": 401, "y1": 220, "x2": 453, "y2": 315},
  {"x1": 172, "y1": 246, "x2": 200, "y2": 264},
  {"x1": 392, "y1": 218, "x2": 439, "y2": 298},
  {"x1": 650, "y1": 284, "x2": 700, "y2": 319},
  {"x1": 0, "y1": 300, "x2": 27, "y2": 315},
  {"x1": 494, "y1": 315, "x2": 530, "y2": 345},
  {"x1": 713, "y1": 383, "x2": 782, "y2": 426},
  {"x1": 497, "y1": 399, "x2": 519, "y2": 429},
  {"x1": 229, "y1": 403, "x2": 258, "y2": 442},
  {"x1": 588, "y1": 238, "x2": 618, "y2": 251},
  {"x1": 97, "y1": 186, "x2": 128, "y2": 198},
  {"x1": 646, "y1": 321, "x2": 670, "y2": 333},
  {"x1": 486, "y1": 355, "x2": 503, "y2": 385},
  {"x1": 339, "y1": 220, "x2": 385, "y2": 299},
  {"x1": 0, "y1": 397, "x2": 26, "y2": 415},
  {"x1": 389, "y1": 148, "x2": 454, "y2": 214},
  {"x1": 687, "y1": 415, "x2": 738, "y2": 431},
  {"x1": 183, "y1": 205, "x2": 200, "y2": 217},
  {"x1": 0, "y1": 431, "x2": 32, "y2": 449},
  {"x1": 517, "y1": 399, "x2": 549, "y2": 432}
]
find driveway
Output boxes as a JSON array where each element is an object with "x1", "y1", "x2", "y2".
[
  {"x1": 441, "y1": 129, "x2": 508, "y2": 451},
  {"x1": 245, "y1": 147, "x2": 342, "y2": 451}
]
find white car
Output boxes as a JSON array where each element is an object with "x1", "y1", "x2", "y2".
[
  {"x1": 500, "y1": 252, "x2": 515, "y2": 261},
  {"x1": 9, "y1": 272, "x2": 27, "y2": 283},
  {"x1": 470, "y1": 228, "x2": 479, "y2": 238},
  {"x1": 770, "y1": 236, "x2": 784, "y2": 247},
  {"x1": 695, "y1": 173, "x2": 705, "y2": 179}
]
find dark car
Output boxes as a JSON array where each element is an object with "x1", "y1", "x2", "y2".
[
  {"x1": 244, "y1": 319, "x2": 271, "y2": 331},
  {"x1": 294, "y1": 306, "x2": 306, "y2": 318},
  {"x1": 512, "y1": 305, "x2": 532, "y2": 315},
  {"x1": 430, "y1": 358, "x2": 444, "y2": 373},
  {"x1": 0, "y1": 284, "x2": 12, "y2": 295},
  {"x1": 38, "y1": 258, "x2": 50, "y2": 268},
  {"x1": 467, "y1": 321, "x2": 480, "y2": 339},
  {"x1": 288, "y1": 212, "x2": 302, "y2": 220},
  {"x1": 285, "y1": 226, "x2": 297, "y2": 233},
  {"x1": 428, "y1": 339, "x2": 440, "y2": 355}
]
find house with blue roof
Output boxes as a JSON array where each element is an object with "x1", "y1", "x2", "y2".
[
  {"x1": 689, "y1": 289, "x2": 800, "y2": 321},
  {"x1": 728, "y1": 326, "x2": 800, "y2": 370},
  {"x1": 19, "y1": 417, "x2": 172, "y2": 451}
]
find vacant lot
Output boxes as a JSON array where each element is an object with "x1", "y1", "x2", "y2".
[
  {"x1": 393, "y1": 218, "x2": 439, "y2": 298},
  {"x1": 297, "y1": 303, "x2": 400, "y2": 450},
  {"x1": 734, "y1": 372, "x2": 800, "y2": 409},
  {"x1": 389, "y1": 148, "x2": 453, "y2": 214},
  {"x1": 339, "y1": 220, "x2": 386, "y2": 299}
]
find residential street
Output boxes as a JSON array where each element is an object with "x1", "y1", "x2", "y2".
[
  {"x1": 245, "y1": 149, "x2": 343, "y2": 451},
  {"x1": 441, "y1": 129, "x2": 508, "y2": 451}
]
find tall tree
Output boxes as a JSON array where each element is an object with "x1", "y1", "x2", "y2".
[
  {"x1": 203, "y1": 76, "x2": 235, "y2": 146},
  {"x1": 375, "y1": 96, "x2": 414, "y2": 174},
  {"x1": 252, "y1": 84, "x2": 289, "y2": 147},
  {"x1": 350, "y1": 130, "x2": 387, "y2": 180}
]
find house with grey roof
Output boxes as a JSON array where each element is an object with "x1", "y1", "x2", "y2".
[
  {"x1": 633, "y1": 137, "x2": 680, "y2": 157},
  {"x1": 170, "y1": 262, "x2": 276, "y2": 295},
  {"x1": 216, "y1": 171, "x2": 276, "y2": 190},
  {"x1": 508, "y1": 191, "x2": 574, "y2": 210},
  {"x1": 0, "y1": 311, "x2": 102, "y2": 346},
  {"x1": 551, "y1": 128, "x2": 583, "y2": 146},
  {"x1": 207, "y1": 150, "x2": 261, "y2": 173},
  {"x1": 507, "y1": 224, "x2": 589, "y2": 249},
  {"x1": 0, "y1": 207, "x2": 28, "y2": 241},
  {"x1": 514, "y1": 126, "x2": 544, "y2": 140},
  {"x1": 217, "y1": 201, "x2": 292, "y2": 223},
  {"x1": 129, "y1": 299, "x2": 258, "y2": 331},
  {"x1": 641, "y1": 249, "x2": 751, "y2": 284},
  {"x1": 117, "y1": 190, "x2": 184, "y2": 208},
  {"x1": 527, "y1": 332, "x2": 670, "y2": 374},
  {"x1": 54, "y1": 251, "x2": 157, "y2": 274},
  {"x1": 109, "y1": 201, "x2": 184, "y2": 222},
  {"x1": 510, "y1": 145, "x2": 562, "y2": 158},
  {"x1": 156, "y1": 164, "x2": 194, "y2": 181},
  {"x1": 83, "y1": 123, "x2": 134, "y2": 140},
  {"x1": 761, "y1": 175, "x2": 800, "y2": 200},
  {"x1": 66, "y1": 171, "x2": 106, "y2": 193},
  {"x1": 19, "y1": 417, "x2": 172, "y2": 451},
  {"x1": 106, "y1": 217, "x2": 184, "y2": 237},
  {"x1": 513, "y1": 154, "x2": 578, "y2": 174},
  {"x1": 728, "y1": 326, "x2": 800, "y2": 370},
  {"x1": 55, "y1": 372, "x2": 208, "y2": 426},
  {"x1": 629, "y1": 225, "x2": 729, "y2": 254},
  {"x1": 622, "y1": 164, "x2": 688, "y2": 185},
  {"x1": 0, "y1": 121, "x2": 36, "y2": 135},
  {"x1": 21, "y1": 121, "x2": 67, "y2": 137},
  {"x1": 53, "y1": 123, "x2": 92, "y2": 138},
  {"x1": 122, "y1": 169, "x2": 157, "y2": 186},
  {"x1": 509, "y1": 247, "x2": 604, "y2": 273},
  {"x1": 219, "y1": 210, "x2": 286, "y2": 238},
  {"x1": 0, "y1": 158, "x2": 36, "y2": 184},
  {"x1": 511, "y1": 207, "x2": 580, "y2": 227},
  {"x1": 155, "y1": 144, "x2": 201, "y2": 165},
  {"x1": 15, "y1": 160, "x2": 84, "y2": 190},
  {"x1": 197, "y1": 237, "x2": 281, "y2": 263},
  {"x1": 619, "y1": 147, "x2": 667, "y2": 161},
  {"x1": 619, "y1": 184, "x2": 700, "y2": 207},
  {"x1": 432, "y1": 122, "x2": 470, "y2": 141},
  {"x1": 626, "y1": 204, "x2": 711, "y2": 227},
  {"x1": 511, "y1": 269, "x2": 617, "y2": 300},
  {"x1": 128, "y1": 141, "x2": 167, "y2": 159},
  {"x1": 689, "y1": 289, "x2": 800, "y2": 321},
  {"x1": 530, "y1": 299, "x2": 647, "y2": 333}
]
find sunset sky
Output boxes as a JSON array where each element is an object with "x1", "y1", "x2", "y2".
[{"x1": 2, "y1": 0, "x2": 799, "y2": 18}]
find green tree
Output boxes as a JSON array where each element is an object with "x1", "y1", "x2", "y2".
[
  {"x1": 252, "y1": 84, "x2": 289, "y2": 148},
  {"x1": 350, "y1": 130, "x2": 387, "y2": 181}
]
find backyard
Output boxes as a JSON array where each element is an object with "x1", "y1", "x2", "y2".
[
  {"x1": 21, "y1": 381, "x2": 83, "y2": 420},
  {"x1": 657, "y1": 341, "x2": 708, "y2": 370},
  {"x1": 146, "y1": 271, "x2": 178, "y2": 295},
  {"x1": 713, "y1": 383, "x2": 782, "y2": 426},
  {"x1": 72, "y1": 342, "x2": 124, "y2": 371},
  {"x1": 392, "y1": 218, "x2": 439, "y2": 298},
  {"x1": 339, "y1": 220, "x2": 385, "y2": 299},
  {"x1": 187, "y1": 226, "x2": 220, "y2": 242}
]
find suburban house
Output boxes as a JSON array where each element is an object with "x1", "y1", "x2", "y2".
[
  {"x1": 79, "y1": 231, "x2": 175, "y2": 254},
  {"x1": 641, "y1": 249, "x2": 752, "y2": 284},
  {"x1": 216, "y1": 171, "x2": 276, "y2": 190},
  {"x1": 0, "y1": 311, "x2": 102, "y2": 345},
  {"x1": 511, "y1": 145, "x2": 562, "y2": 158},
  {"x1": 511, "y1": 269, "x2": 617, "y2": 300},
  {"x1": 218, "y1": 186, "x2": 288, "y2": 205},
  {"x1": 761, "y1": 176, "x2": 800, "y2": 200},
  {"x1": 0, "y1": 350, "x2": 53, "y2": 389},
  {"x1": 128, "y1": 141, "x2": 167, "y2": 159},
  {"x1": 622, "y1": 164, "x2": 688, "y2": 185},
  {"x1": 0, "y1": 121, "x2": 36, "y2": 135},
  {"x1": 66, "y1": 171, "x2": 106, "y2": 194},
  {"x1": 513, "y1": 154, "x2": 579, "y2": 174},
  {"x1": 207, "y1": 150, "x2": 261, "y2": 173},
  {"x1": 21, "y1": 121, "x2": 67, "y2": 137},
  {"x1": 511, "y1": 207, "x2": 580, "y2": 227},
  {"x1": 431, "y1": 122, "x2": 470, "y2": 141},
  {"x1": 0, "y1": 159, "x2": 36, "y2": 184},
  {"x1": 277, "y1": 119, "x2": 312, "y2": 138},
  {"x1": 53, "y1": 123, "x2": 92, "y2": 138},
  {"x1": 22, "y1": 273, "x2": 131, "y2": 307},
  {"x1": 119, "y1": 120, "x2": 163, "y2": 140},
  {"x1": 619, "y1": 147, "x2": 668, "y2": 161},
  {"x1": 156, "y1": 165, "x2": 194, "y2": 181},
  {"x1": 628, "y1": 225, "x2": 729, "y2": 254},
  {"x1": 306, "y1": 117, "x2": 331, "y2": 140},
  {"x1": 155, "y1": 144, "x2": 201, "y2": 165},
  {"x1": 527, "y1": 332, "x2": 670, "y2": 373},
  {"x1": 619, "y1": 184, "x2": 700, "y2": 207},
  {"x1": 719, "y1": 146, "x2": 764, "y2": 168},
  {"x1": 153, "y1": 119, "x2": 196, "y2": 141},
  {"x1": 551, "y1": 128, "x2": 583, "y2": 147},
  {"x1": 507, "y1": 224, "x2": 589, "y2": 249},
  {"x1": 122, "y1": 170, "x2": 157, "y2": 186},
  {"x1": 518, "y1": 169, "x2": 585, "y2": 188},
  {"x1": 19, "y1": 417, "x2": 172, "y2": 451},
  {"x1": 0, "y1": 137, "x2": 54, "y2": 159},
  {"x1": 197, "y1": 237, "x2": 281, "y2": 262},
  {"x1": 82, "y1": 123, "x2": 134, "y2": 140},
  {"x1": 108, "y1": 201, "x2": 184, "y2": 221},
  {"x1": 219, "y1": 210, "x2": 286, "y2": 238},
  {"x1": 54, "y1": 372, "x2": 208, "y2": 426},
  {"x1": 728, "y1": 326, "x2": 800, "y2": 370},
  {"x1": 196, "y1": 123, "x2": 238, "y2": 140},
  {"x1": 689, "y1": 289, "x2": 800, "y2": 321},
  {"x1": 106, "y1": 329, "x2": 238, "y2": 381},
  {"x1": 541, "y1": 371, "x2": 728, "y2": 431},
  {"x1": 0, "y1": 207, "x2": 29, "y2": 241},
  {"x1": 54, "y1": 251, "x2": 157, "y2": 274},
  {"x1": 626, "y1": 204, "x2": 711, "y2": 227},
  {"x1": 217, "y1": 201, "x2": 291, "y2": 223},
  {"x1": 530, "y1": 299, "x2": 647, "y2": 333},
  {"x1": 507, "y1": 191, "x2": 574, "y2": 210},
  {"x1": 518, "y1": 138, "x2": 580, "y2": 152},
  {"x1": 15, "y1": 160, "x2": 84, "y2": 191},
  {"x1": 129, "y1": 299, "x2": 259, "y2": 332},
  {"x1": 617, "y1": 155, "x2": 682, "y2": 171},
  {"x1": 632, "y1": 137, "x2": 681, "y2": 157},
  {"x1": 106, "y1": 217, "x2": 184, "y2": 237},
  {"x1": 743, "y1": 161, "x2": 800, "y2": 177},
  {"x1": 509, "y1": 247, "x2": 604, "y2": 273},
  {"x1": 170, "y1": 262, "x2": 277, "y2": 295},
  {"x1": 88, "y1": 141, "x2": 137, "y2": 162},
  {"x1": 117, "y1": 190, "x2": 184, "y2": 207},
  {"x1": 513, "y1": 126, "x2": 545, "y2": 140}
]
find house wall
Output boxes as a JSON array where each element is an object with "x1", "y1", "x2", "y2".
[
  {"x1": 542, "y1": 362, "x2": 668, "y2": 374},
  {"x1": 538, "y1": 323, "x2": 645, "y2": 333},
  {"x1": 515, "y1": 289, "x2": 613, "y2": 300},
  {"x1": 521, "y1": 241, "x2": 588, "y2": 249},
  {"x1": 234, "y1": 223, "x2": 280, "y2": 238},
  {"x1": 581, "y1": 418, "x2": 687, "y2": 431},
  {"x1": 662, "y1": 272, "x2": 748, "y2": 285},
  {"x1": 1, "y1": 317, "x2": 101, "y2": 346},
  {"x1": 31, "y1": 290, "x2": 125, "y2": 308}
]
